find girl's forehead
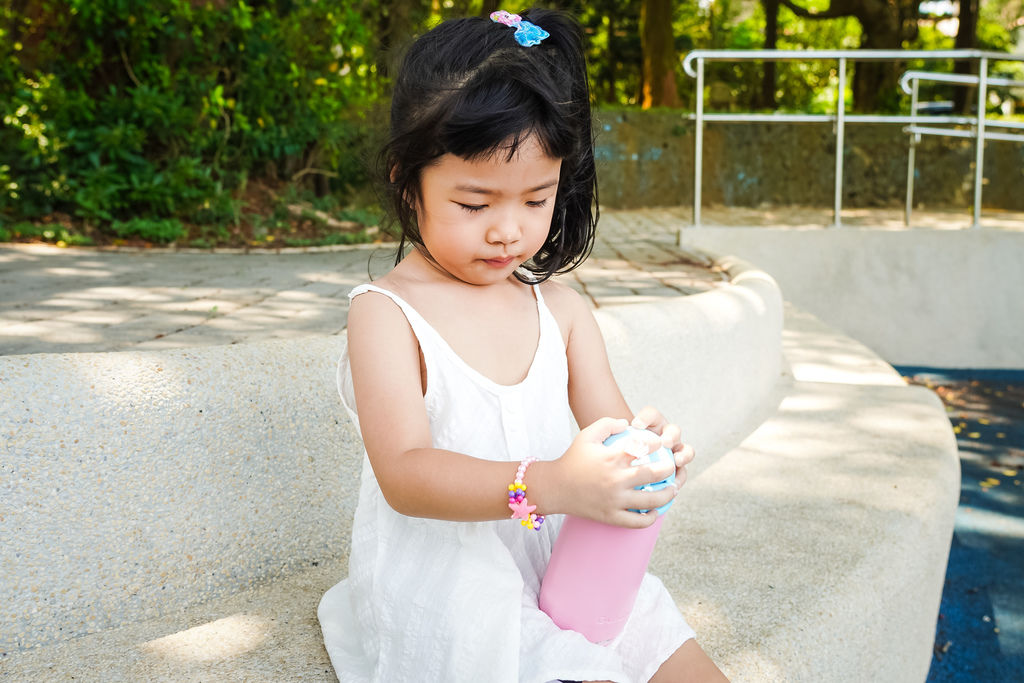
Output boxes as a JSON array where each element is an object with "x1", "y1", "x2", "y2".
[{"x1": 429, "y1": 141, "x2": 562, "y2": 191}]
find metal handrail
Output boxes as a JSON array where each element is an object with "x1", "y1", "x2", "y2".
[
  {"x1": 899, "y1": 70, "x2": 1024, "y2": 92},
  {"x1": 680, "y1": 49, "x2": 1024, "y2": 231},
  {"x1": 682, "y1": 49, "x2": 1017, "y2": 78},
  {"x1": 902, "y1": 70, "x2": 1024, "y2": 226}
]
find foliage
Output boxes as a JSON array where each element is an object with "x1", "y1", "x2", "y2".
[
  {"x1": 1, "y1": 0, "x2": 378, "y2": 238},
  {"x1": 111, "y1": 217, "x2": 186, "y2": 244},
  {"x1": 1, "y1": 0, "x2": 1021, "y2": 242}
]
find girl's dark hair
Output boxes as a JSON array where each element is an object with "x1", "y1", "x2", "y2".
[{"x1": 382, "y1": 8, "x2": 598, "y2": 283}]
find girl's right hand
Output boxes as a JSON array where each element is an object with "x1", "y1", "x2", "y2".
[{"x1": 546, "y1": 417, "x2": 678, "y2": 529}]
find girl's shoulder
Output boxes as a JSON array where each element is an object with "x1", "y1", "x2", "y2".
[
  {"x1": 539, "y1": 278, "x2": 592, "y2": 339},
  {"x1": 538, "y1": 278, "x2": 585, "y2": 309}
]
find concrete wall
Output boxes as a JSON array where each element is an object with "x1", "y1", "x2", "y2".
[
  {"x1": 593, "y1": 110, "x2": 1024, "y2": 211},
  {"x1": 680, "y1": 226, "x2": 1024, "y2": 369},
  {"x1": 0, "y1": 257, "x2": 784, "y2": 654}
]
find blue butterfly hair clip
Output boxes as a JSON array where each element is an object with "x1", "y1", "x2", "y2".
[{"x1": 490, "y1": 10, "x2": 550, "y2": 47}]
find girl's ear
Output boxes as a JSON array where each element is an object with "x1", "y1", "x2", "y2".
[{"x1": 389, "y1": 163, "x2": 416, "y2": 210}]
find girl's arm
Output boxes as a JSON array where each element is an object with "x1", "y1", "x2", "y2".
[
  {"x1": 347, "y1": 290, "x2": 676, "y2": 527},
  {"x1": 545, "y1": 281, "x2": 633, "y2": 427},
  {"x1": 347, "y1": 291, "x2": 515, "y2": 521},
  {"x1": 544, "y1": 281, "x2": 696, "y2": 491}
]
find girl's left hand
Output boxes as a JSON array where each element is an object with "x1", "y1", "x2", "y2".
[{"x1": 631, "y1": 406, "x2": 696, "y2": 490}]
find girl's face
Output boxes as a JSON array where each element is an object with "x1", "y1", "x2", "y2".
[{"x1": 415, "y1": 135, "x2": 561, "y2": 286}]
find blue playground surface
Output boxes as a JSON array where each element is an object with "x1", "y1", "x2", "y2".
[{"x1": 898, "y1": 368, "x2": 1024, "y2": 682}]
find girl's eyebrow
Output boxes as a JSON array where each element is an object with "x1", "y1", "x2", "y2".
[{"x1": 454, "y1": 179, "x2": 559, "y2": 195}]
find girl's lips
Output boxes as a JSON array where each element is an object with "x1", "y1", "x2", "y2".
[{"x1": 483, "y1": 256, "x2": 515, "y2": 268}]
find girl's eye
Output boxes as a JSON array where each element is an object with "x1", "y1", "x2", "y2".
[
  {"x1": 457, "y1": 203, "x2": 486, "y2": 213},
  {"x1": 527, "y1": 199, "x2": 549, "y2": 208}
]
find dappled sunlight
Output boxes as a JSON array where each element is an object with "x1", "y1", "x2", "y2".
[
  {"x1": 0, "y1": 318, "x2": 106, "y2": 346},
  {"x1": 0, "y1": 248, "x2": 369, "y2": 354},
  {"x1": 956, "y1": 504, "x2": 1024, "y2": 544},
  {"x1": 771, "y1": 390, "x2": 846, "y2": 415},
  {"x1": 695, "y1": 380, "x2": 960, "y2": 523},
  {"x1": 297, "y1": 270, "x2": 370, "y2": 286},
  {"x1": 782, "y1": 304, "x2": 905, "y2": 387},
  {"x1": 43, "y1": 265, "x2": 115, "y2": 278},
  {"x1": 138, "y1": 613, "x2": 271, "y2": 663},
  {"x1": 845, "y1": 392, "x2": 950, "y2": 435},
  {"x1": 276, "y1": 289, "x2": 320, "y2": 300}
]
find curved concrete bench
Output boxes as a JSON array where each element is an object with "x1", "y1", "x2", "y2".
[
  {"x1": 0, "y1": 255, "x2": 782, "y2": 662},
  {"x1": 656, "y1": 304, "x2": 959, "y2": 682},
  {"x1": 0, "y1": 253, "x2": 958, "y2": 682}
]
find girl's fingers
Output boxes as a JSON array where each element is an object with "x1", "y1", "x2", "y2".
[
  {"x1": 660, "y1": 422, "x2": 682, "y2": 450},
  {"x1": 613, "y1": 509, "x2": 664, "y2": 530},
  {"x1": 581, "y1": 416, "x2": 629, "y2": 443},
  {"x1": 610, "y1": 489, "x2": 676, "y2": 528},
  {"x1": 629, "y1": 484, "x2": 676, "y2": 510},
  {"x1": 626, "y1": 457, "x2": 676, "y2": 488},
  {"x1": 630, "y1": 405, "x2": 664, "y2": 432},
  {"x1": 675, "y1": 442, "x2": 695, "y2": 468}
]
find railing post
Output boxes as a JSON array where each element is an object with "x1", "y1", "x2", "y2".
[
  {"x1": 693, "y1": 57, "x2": 705, "y2": 229},
  {"x1": 973, "y1": 56, "x2": 988, "y2": 229},
  {"x1": 833, "y1": 57, "x2": 846, "y2": 228},
  {"x1": 905, "y1": 78, "x2": 919, "y2": 227}
]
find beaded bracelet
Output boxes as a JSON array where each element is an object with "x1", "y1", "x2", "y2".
[{"x1": 508, "y1": 457, "x2": 545, "y2": 530}]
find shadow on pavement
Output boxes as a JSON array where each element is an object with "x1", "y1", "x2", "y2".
[{"x1": 899, "y1": 368, "x2": 1024, "y2": 682}]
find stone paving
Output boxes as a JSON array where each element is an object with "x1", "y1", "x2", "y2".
[
  {"x1": 2, "y1": 205, "x2": 1022, "y2": 356},
  {"x1": 0, "y1": 208, "x2": 725, "y2": 356}
]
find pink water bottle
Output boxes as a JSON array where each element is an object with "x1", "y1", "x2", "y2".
[{"x1": 538, "y1": 427, "x2": 675, "y2": 643}]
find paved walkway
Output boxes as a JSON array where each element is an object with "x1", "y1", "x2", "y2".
[
  {"x1": 5, "y1": 205, "x2": 1024, "y2": 357},
  {"x1": 0, "y1": 208, "x2": 724, "y2": 356}
]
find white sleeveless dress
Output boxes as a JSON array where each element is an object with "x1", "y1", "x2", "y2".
[{"x1": 318, "y1": 283, "x2": 696, "y2": 683}]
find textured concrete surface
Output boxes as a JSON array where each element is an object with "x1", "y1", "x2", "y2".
[
  {"x1": 680, "y1": 223, "x2": 1024, "y2": 369},
  {"x1": 0, "y1": 289, "x2": 958, "y2": 682},
  {"x1": 0, "y1": 337, "x2": 363, "y2": 652},
  {"x1": 0, "y1": 209, "x2": 959, "y2": 681},
  {"x1": 0, "y1": 252, "x2": 783, "y2": 658}
]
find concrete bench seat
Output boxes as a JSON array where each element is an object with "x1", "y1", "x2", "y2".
[{"x1": 0, "y1": 255, "x2": 958, "y2": 681}]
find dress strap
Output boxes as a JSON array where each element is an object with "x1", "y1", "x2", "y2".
[
  {"x1": 349, "y1": 281, "x2": 563, "y2": 393},
  {"x1": 348, "y1": 283, "x2": 447, "y2": 349}
]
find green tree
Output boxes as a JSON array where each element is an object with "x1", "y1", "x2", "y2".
[{"x1": 779, "y1": 0, "x2": 920, "y2": 111}]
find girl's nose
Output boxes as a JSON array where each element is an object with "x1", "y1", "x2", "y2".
[{"x1": 487, "y1": 214, "x2": 521, "y2": 244}]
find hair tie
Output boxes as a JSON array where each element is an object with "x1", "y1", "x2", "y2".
[{"x1": 490, "y1": 10, "x2": 549, "y2": 47}]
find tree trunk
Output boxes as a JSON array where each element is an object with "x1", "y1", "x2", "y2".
[
  {"x1": 758, "y1": 0, "x2": 780, "y2": 109},
  {"x1": 640, "y1": 0, "x2": 680, "y2": 108},
  {"x1": 850, "y1": 0, "x2": 903, "y2": 112},
  {"x1": 953, "y1": 0, "x2": 979, "y2": 113},
  {"x1": 606, "y1": 15, "x2": 618, "y2": 105}
]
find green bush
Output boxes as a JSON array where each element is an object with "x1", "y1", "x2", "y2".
[
  {"x1": 0, "y1": 1, "x2": 378, "y2": 234},
  {"x1": 111, "y1": 217, "x2": 185, "y2": 244}
]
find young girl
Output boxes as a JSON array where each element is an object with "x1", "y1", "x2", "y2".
[{"x1": 318, "y1": 9, "x2": 727, "y2": 682}]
